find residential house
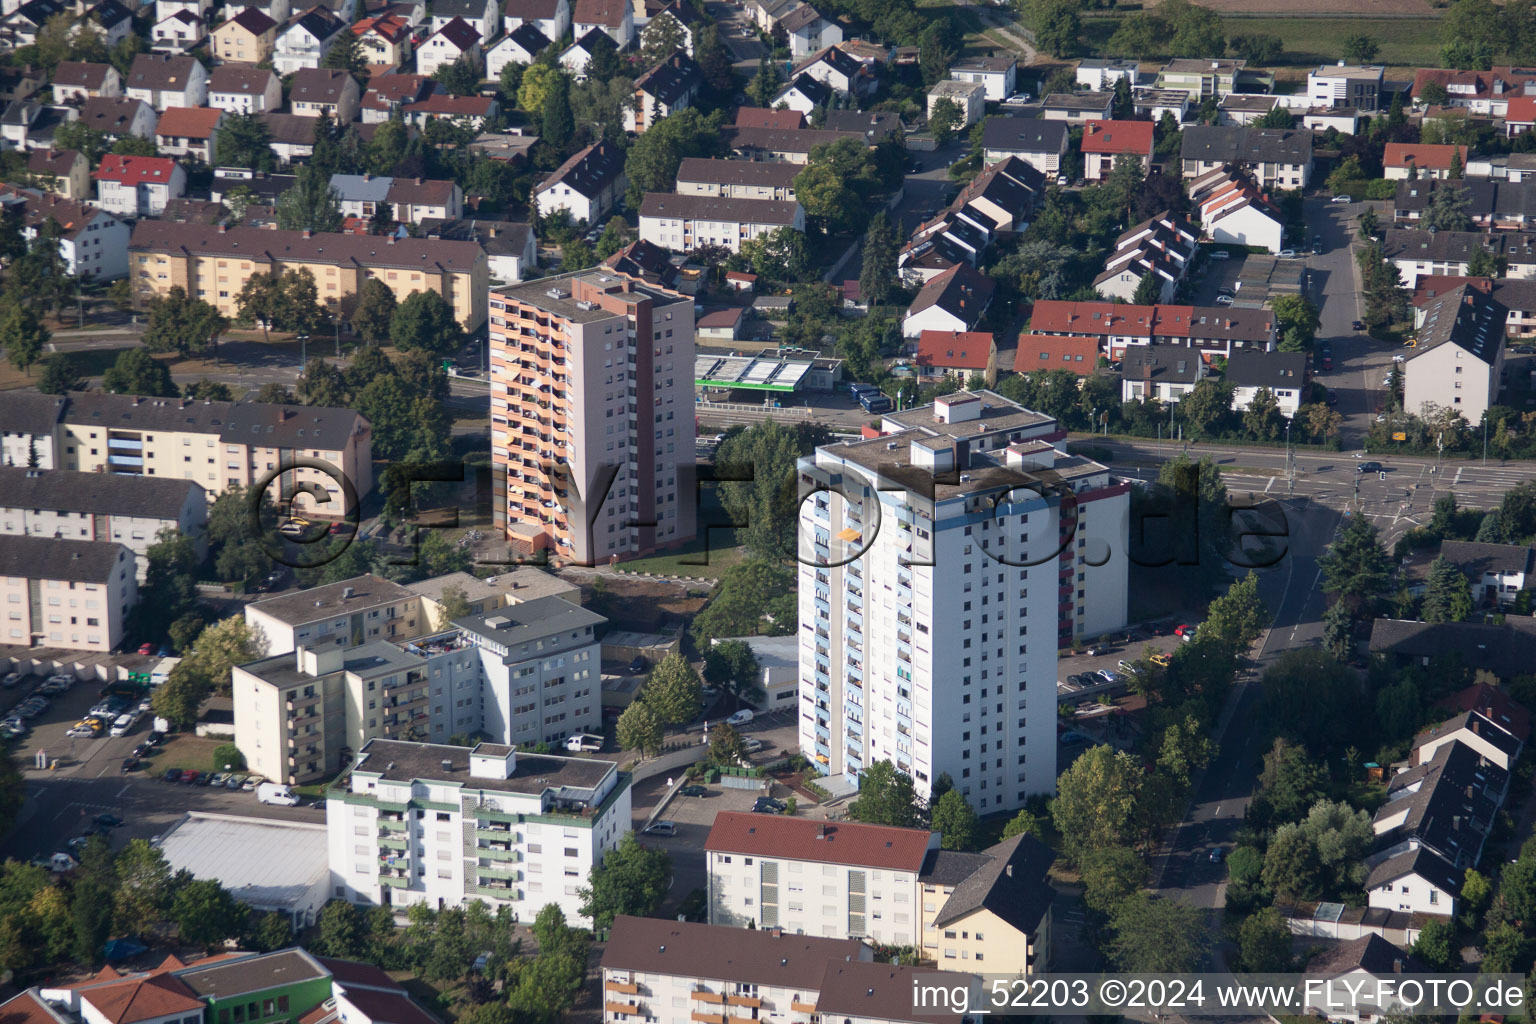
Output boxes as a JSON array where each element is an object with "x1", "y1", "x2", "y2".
[
  {"x1": 1224, "y1": 349, "x2": 1307, "y2": 418},
  {"x1": 0, "y1": 99, "x2": 71, "y2": 153},
  {"x1": 0, "y1": 0, "x2": 61, "y2": 49},
  {"x1": 123, "y1": 53, "x2": 208, "y2": 109},
  {"x1": 0, "y1": 66, "x2": 43, "y2": 104},
  {"x1": 129, "y1": 221, "x2": 488, "y2": 328},
  {"x1": 502, "y1": 0, "x2": 568, "y2": 41},
  {"x1": 914, "y1": 330, "x2": 997, "y2": 385},
  {"x1": 559, "y1": 26, "x2": 616, "y2": 79},
  {"x1": 153, "y1": 106, "x2": 225, "y2": 164},
  {"x1": 242, "y1": 0, "x2": 292, "y2": 25},
  {"x1": 1429, "y1": 540, "x2": 1534, "y2": 608},
  {"x1": 778, "y1": 3, "x2": 839, "y2": 58},
  {"x1": 734, "y1": 105, "x2": 804, "y2": 129},
  {"x1": 644, "y1": 1, "x2": 704, "y2": 54},
  {"x1": 76, "y1": 95, "x2": 156, "y2": 140},
  {"x1": 901, "y1": 262, "x2": 994, "y2": 338},
  {"x1": 0, "y1": 392, "x2": 63, "y2": 469},
  {"x1": 208, "y1": 64, "x2": 283, "y2": 114},
  {"x1": 49, "y1": 61, "x2": 120, "y2": 104},
  {"x1": 1372, "y1": 738, "x2": 1508, "y2": 870},
  {"x1": 353, "y1": 13, "x2": 413, "y2": 68},
  {"x1": 0, "y1": 183, "x2": 129, "y2": 279},
  {"x1": 792, "y1": 44, "x2": 868, "y2": 97},
  {"x1": 1180, "y1": 125, "x2": 1312, "y2": 188},
  {"x1": 93, "y1": 153, "x2": 185, "y2": 216},
  {"x1": 1364, "y1": 845, "x2": 1464, "y2": 919},
  {"x1": 1302, "y1": 106, "x2": 1362, "y2": 134},
  {"x1": 1308, "y1": 62, "x2": 1384, "y2": 110},
  {"x1": 1132, "y1": 87, "x2": 1189, "y2": 123},
  {"x1": 1217, "y1": 93, "x2": 1281, "y2": 126},
  {"x1": 571, "y1": 0, "x2": 630, "y2": 47},
  {"x1": 485, "y1": 22, "x2": 549, "y2": 77},
  {"x1": 1027, "y1": 298, "x2": 1275, "y2": 362},
  {"x1": 1389, "y1": 179, "x2": 1536, "y2": 230},
  {"x1": 1188, "y1": 165, "x2": 1285, "y2": 253},
  {"x1": 429, "y1": 0, "x2": 497, "y2": 39},
  {"x1": 154, "y1": 0, "x2": 209, "y2": 24},
  {"x1": 1303, "y1": 936, "x2": 1429, "y2": 1024},
  {"x1": 1385, "y1": 228, "x2": 1536, "y2": 286},
  {"x1": 897, "y1": 158, "x2": 1042, "y2": 282},
  {"x1": 1413, "y1": 709, "x2": 1523, "y2": 772},
  {"x1": 274, "y1": 7, "x2": 346, "y2": 74},
  {"x1": 1078, "y1": 119, "x2": 1154, "y2": 181},
  {"x1": 980, "y1": 116, "x2": 1069, "y2": 177},
  {"x1": 1411, "y1": 66, "x2": 1536, "y2": 116},
  {"x1": 212, "y1": 7, "x2": 278, "y2": 63},
  {"x1": 358, "y1": 72, "x2": 435, "y2": 121},
  {"x1": 388, "y1": 175, "x2": 462, "y2": 221},
  {"x1": 151, "y1": 9, "x2": 206, "y2": 51},
  {"x1": 534, "y1": 139, "x2": 625, "y2": 224},
  {"x1": 1014, "y1": 333, "x2": 1100, "y2": 377},
  {"x1": 947, "y1": 54, "x2": 1014, "y2": 102},
  {"x1": 675, "y1": 156, "x2": 798, "y2": 200},
  {"x1": 1157, "y1": 57, "x2": 1254, "y2": 100},
  {"x1": 0, "y1": 467, "x2": 206, "y2": 580},
  {"x1": 627, "y1": 51, "x2": 701, "y2": 133},
  {"x1": 770, "y1": 74, "x2": 830, "y2": 117},
  {"x1": 1075, "y1": 56, "x2": 1137, "y2": 92},
  {"x1": 396, "y1": 91, "x2": 495, "y2": 128},
  {"x1": 821, "y1": 107, "x2": 902, "y2": 139},
  {"x1": 415, "y1": 17, "x2": 480, "y2": 78},
  {"x1": 722, "y1": 124, "x2": 867, "y2": 163},
  {"x1": 0, "y1": 535, "x2": 136, "y2": 650},
  {"x1": 1506, "y1": 95, "x2": 1536, "y2": 136},
  {"x1": 1384, "y1": 142, "x2": 1470, "y2": 179},
  {"x1": 1439, "y1": 681, "x2": 1532, "y2": 743},
  {"x1": 1370, "y1": 617, "x2": 1536, "y2": 680},
  {"x1": 638, "y1": 192, "x2": 804, "y2": 253},
  {"x1": 26, "y1": 148, "x2": 88, "y2": 199},
  {"x1": 1404, "y1": 282, "x2": 1506, "y2": 421},
  {"x1": 1041, "y1": 91, "x2": 1111, "y2": 121},
  {"x1": 927, "y1": 79, "x2": 984, "y2": 129},
  {"x1": 1120, "y1": 348, "x2": 1205, "y2": 404},
  {"x1": 1093, "y1": 210, "x2": 1196, "y2": 303},
  {"x1": 602, "y1": 237, "x2": 679, "y2": 287},
  {"x1": 329, "y1": 172, "x2": 392, "y2": 218},
  {"x1": 424, "y1": 217, "x2": 535, "y2": 282},
  {"x1": 290, "y1": 67, "x2": 361, "y2": 121}
]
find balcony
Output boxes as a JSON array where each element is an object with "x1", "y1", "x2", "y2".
[
  {"x1": 476, "y1": 864, "x2": 521, "y2": 880},
  {"x1": 378, "y1": 835, "x2": 408, "y2": 850},
  {"x1": 691, "y1": 992, "x2": 725, "y2": 1005},
  {"x1": 726, "y1": 996, "x2": 760, "y2": 1008},
  {"x1": 791, "y1": 1003, "x2": 817, "y2": 1013},
  {"x1": 377, "y1": 817, "x2": 407, "y2": 832},
  {"x1": 477, "y1": 845, "x2": 520, "y2": 861},
  {"x1": 380, "y1": 875, "x2": 409, "y2": 888},
  {"x1": 605, "y1": 982, "x2": 639, "y2": 996},
  {"x1": 606, "y1": 1004, "x2": 641, "y2": 1017},
  {"x1": 691, "y1": 1015, "x2": 725, "y2": 1024}
]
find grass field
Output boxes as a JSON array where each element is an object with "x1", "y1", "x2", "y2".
[
  {"x1": 0, "y1": 346, "x2": 133, "y2": 390},
  {"x1": 614, "y1": 536, "x2": 746, "y2": 579},
  {"x1": 1078, "y1": 13, "x2": 1443, "y2": 68}
]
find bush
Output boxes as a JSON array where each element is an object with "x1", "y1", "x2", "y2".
[{"x1": 212, "y1": 743, "x2": 247, "y2": 771}]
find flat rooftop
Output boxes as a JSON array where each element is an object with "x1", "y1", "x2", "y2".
[
  {"x1": 155, "y1": 814, "x2": 330, "y2": 919},
  {"x1": 826, "y1": 431, "x2": 1038, "y2": 501},
  {"x1": 351, "y1": 738, "x2": 615, "y2": 796},
  {"x1": 238, "y1": 641, "x2": 420, "y2": 688},
  {"x1": 404, "y1": 568, "x2": 578, "y2": 606},
  {"x1": 455, "y1": 595, "x2": 605, "y2": 649},
  {"x1": 881, "y1": 390, "x2": 1055, "y2": 438},
  {"x1": 493, "y1": 270, "x2": 683, "y2": 324},
  {"x1": 247, "y1": 574, "x2": 417, "y2": 625},
  {"x1": 695, "y1": 353, "x2": 813, "y2": 392}
]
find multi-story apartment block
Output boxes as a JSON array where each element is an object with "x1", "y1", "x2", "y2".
[
  {"x1": 406, "y1": 567, "x2": 580, "y2": 630},
  {"x1": 456, "y1": 598, "x2": 604, "y2": 747},
  {"x1": 488, "y1": 270, "x2": 697, "y2": 565},
  {"x1": 1157, "y1": 57, "x2": 1249, "y2": 101},
  {"x1": 0, "y1": 183, "x2": 129, "y2": 280},
  {"x1": 0, "y1": 468, "x2": 206, "y2": 580},
  {"x1": 0, "y1": 392, "x2": 63, "y2": 469},
  {"x1": 1179, "y1": 125, "x2": 1313, "y2": 189},
  {"x1": 638, "y1": 193, "x2": 805, "y2": 255},
  {"x1": 93, "y1": 154, "x2": 186, "y2": 217},
  {"x1": 1404, "y1": 282, "x2": 1507, "y2": 422},
  {"x1": 796, "y1": 392, "x2": 1130, "y2": 810},
  {"x1": 0, "y1": 535, "x2": 137, "y2": 650},
  {"x1": 672, "y1": 157, "x2": 800, "y2": 201},
  {"x1": 600, "y1": 916, "x2": 873, "y2": 1024},
  {"x1": 246, "y1": 574, "x2": 424, "y2": 656},
  {"x1": 55, "y1": 392, "x2": 374, "y2": 512},
  {"x1": 705, "y1": 812, "x2": 1055, "y2": 973},
  {"x1": 326, "y1": 738, "x2": 632, "y2": 923},
  {"x1": 128, "y1": 222, "x2": 488, "y2": 331}
]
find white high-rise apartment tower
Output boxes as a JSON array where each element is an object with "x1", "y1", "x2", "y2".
[{"x1": 797, "y1": 392, "x2": 1129, "y2": 813}]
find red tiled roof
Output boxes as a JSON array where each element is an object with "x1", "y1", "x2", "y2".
[
  {"x1": 1412, "y1": 66, "x2": 1536, "y2": 103},
  {"x1": 1384, "y1": 143, "x2": 1469, "y2": 171},
  {"x1": 82, "y1": 975, "x2": 204, "y2": 1024},
  {"x1": 734, "y1": 106, "x2": 804, "y2": 130},
  {"x1": 154, "y1": 106, "x2": 223, "y2": 139},
  {"x1": 704, "y1": 811, "x2": 935, "y2": 870},
  {"x1": 0, "y1": 992, "x2": 68, "y2": 1024},
  {"x1": 1027, "y1": 299, "x2": 1156, "y2": 337},
  {"x1": 335, "y1": 988, "x2": 441, "y2": 1024},
  {"x1": 1509, "y1": 96, "x2": 1536, "y2": 125},
  {"x1": 916, "y1": 330, "x2": 993, "y2": 370},
  {"x1": 93, "y1": 154, "x2": 178, "y2": 184},
  {"x1": 1014, "y1": 333, "x2": 1099, "y2": 375},
  {"x1": 1079, "y1": 119, "x2": 1153, "y2": 156},
  {"x1": 1440, "y1": 682, "x2": 1532, "y2": 742},
  {"x1": 354, "y1": 13, "x2": 410, "y2": 40},
  {"x1": 1411, "y1": 274, "x2": 1491, "y2": 307},
  {"x1": 316, "y1": 957, "x2": 397, "y2": 991}
]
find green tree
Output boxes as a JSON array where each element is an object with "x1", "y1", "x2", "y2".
[
  {"x1": 171, "y1": 879, "x2": 246, "y2": 947},
  {"x1": 560, "y1": 238, "x2": 595, "y2": 271},
  {"x1": 792, "y1": 161, "x2": 861, "y2": 233},
  {"x1": 713, "y1": 420, "x2": 829, "y2": 561},
  {"x1": 643, "y1": 652, "x2": 702, "y2": 726},
  {"x1": 1053, "y1": 745, "x2": 1143, "y2": 860},
  {"x1": 701, "y1": 640, "x2": 764, "y2": 708},
  {"x1": 1421, "y1": 555, "x2": 1473, "y2": 622},
  {"x1": 350, "y1": 278, "x2": 397, "y2": 345},
  {"x1": 1342, "y1": 34, "x2": 1379, "y2": 63},
  {"x1": 102, "y1": 348, "x2": 177, "y2": 397},
  {"x1": 1410, "y1": 917, "x2": 1459, "y2": 970},
  {"x1": 930, "y1": 790, "x2": 978, "y2": 851},
  {"x1": 1423, "y1": 183, "x2": 1473, "y2": 232},
  {"x1": 859, "y1": 211, "x2": 897, "y2": 305},
  {"x1": 578, "y1": 833, "x2": 671, "y2": 930},
  {"x1": 391, "y1": 289, "x2": 461, "y2": 356},
  {"x1": 315, "y1": 899, "x2": 369, "y2": 959},
  {"x1": 1107, "y1": 893, "x2": 1209, "y2": 972},
  {"x1": 299, "y1": 357, "x2": 351, "y2": 407},
  {"x1": 594, "y1": 217, "x2": 630, "y2": 260},
  {"x1": 1164, "y1": 0, "x2": 1224, "y2": 56},
  {"x1": 0, "y1": 300, "x2": 48, "y2": 375},
  {"x1": 1241, "y1": 387, "x2": 1284, "y2": 440},
  {"x1": 142, "y1": 286, "x2": 227, "y2": 357},
  {"x1": 247, "y1": 911, "x2": 293, "y2": 953},
  {"x1": 616, "y1": 700, "x2": 663, "y2": 755},
  {"x1": 1030, "y1": 0, "x2": 1080, "y2": 57},
  {"x1": 112, "y1": 839, "x2": 171, "y2": 934},
  {"x1": 1319, "y1": 514, "x2": 1393, "y2": 614},
  {"x1": 1228, "y1": 32, "x2": 1281, "y2": 65},
  {"x1": 1204, "y1": 571, "x2": 1268, "y2": 648},
  {"x1": 321, "y1": 29, "x2": 366, "y2": 73},
  {"x1": 928, "y1": 97, "x2": 963, "y2": 144},
  {"x1": 275, "y1": 165, "x2": 344, "y2": 234},
  {"x1": 1481, "y1": 921, "x2": 1528, "y2": 974},
  {"x1": 706, "y1": 721, "x2": 746, "y2": 766},
  {"x1": 435, "y1": 56, "x2": 483, "y2": 97},
  {"x1": 1132, "y1": 268, "x2": 1162, "y2": 305},
  {"x1": 622, "y1": 107, "x2": 726, "y2": 208},
  {"x1": 1079, "y1": 845, "x2": 1147, "y2": 914},
  {"x1": 1237, "y1": 906, "x2": 1293, "y2": 971},
  {"x1": 848, "y1": 759, "x2": 919, "y2": 828},
  {"x1": 1108, "y1": 12, "x2": 1170, "y2": 59},
  {"x1": 1001, "y1": 808, "x2": 1045, "y2": 840},
  {"x1": 37, "y1": 353, "x2": 84, "y2": 395},
  {"x1": 151, "y1": 660, "x2": 209, "y2": 728},
  {"x1": 541, "y1": 70, "x2": 575, "y2": 148},
  {"x1": 640, "y1": 13, "x2": 686, "y2": 65},
  {"x1": 1271, "y1": 294, "x2": 1320, "y2": 351}
]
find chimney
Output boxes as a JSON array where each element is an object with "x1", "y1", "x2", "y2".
[
  {"x1": 218, "y1": 223, "x2": 226, "y2": 233},
  {"x1": 387, "y1": 234, "x2": 395, "y2": 244},
  {"x1": 1393, "y1": 959, "x2": 1403, "y2": 973},
  {"x1": 415, "y1": 176, "x2": 423, "y2": 185},
  {"x1": 1005, "y1": 863, "x2": 1013, "y2": 878},
  {"x1": 302, "y1": 228, "x2": 311, "y2": 238}
]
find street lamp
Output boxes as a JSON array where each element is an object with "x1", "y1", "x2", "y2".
[{"x1": 297, "y1": 333, "x2": 309, "y2": 370}]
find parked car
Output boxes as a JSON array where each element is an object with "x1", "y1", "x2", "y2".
[
  {"x1": 726, "y1": 709, "x2": 754, "y2": 726},
  {"x1": 1311, "y1": 234, "x2": 1322, "y2": 250},
  {"x1": 179, "y1": 769, "x2": 200, "y2": 783},
  {"x1": 643, "y1": 820, "x2": 677, "y2": 836},
  {"x1": 742, "y1": 738, "x2": 765, "y2": 753},
  {"x1": 109, "y1": 713, "x2": 138, "y2": 738},
  {"x1": 1327, "y1": 388, "x2": 1338, "y2": 405},
  {"x1": 1209, "y1": 847, "x2": 1225, "y2": 863},
  {"x1": 226, "y1": 774, "x2": 247, "y2": 789},
  {"x1": 1331, "y1": 194, "x2": 1352, "y2": 204},
  {"x1": 680, "y1": 784, "x2": 708, "y2": 797},
  {"x1": 137, "y1": 643, "x2": 153, "y2": 655},
  {"x1": 1060, "y1": 731, "x2": 1088, "y2": 746},
  {"x1": 1116, "y1": 659, "x2": 1141, "y2": 674},
  {"x1": 1150, "y1": 653, "x2": 1172, "y2": 667},
  {"x1": 1096, "y1": 669, "x2": 1124, "y2": 684},
  {"x1": 1207, "y1": 250, "x2": 1230, "y2": 260},
  {"x1": 132, "y1": 742, "x2": 155, "y2": 758},
  {"x1": 45, "y1": 674, "x2": 72, "y2": 686},
  {"x1": 0, "y1": 672, "x2": 19, "y2": 688},
  {"x1": 753, "y1": 797, "x2": 786, "y2": 813},
  {"x1": 1214, "y1": 295, "x2": 1235, "y2": 306},
  {"x1": 210, "y1": 772, "x2": 231, "y2": 787},
  {"x1": 94, "y1": 813, "x2": 123, "y2": 828},
  {"x1": 163, "y1": 768, "x2": 181, "y2": 782},
  {"x1": 1173, "y1": 623, "x2": 1196, "y2": 638},
  {"x1": 1278, "y1": 249, "x2": 1297, "y2": 259},
  {"x1": 1352, "y1": 320, "x2": 1366, "y2": 331},
  {"x1": 242, "y1": 775, "x2": 263, "y2": 791},
  {"x1": 257, "y1": 782, "x2": 299, "y2": 805}
]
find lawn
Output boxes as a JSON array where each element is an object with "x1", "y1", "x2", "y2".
[
  {"x1": 150, "y1": 734, "x2": 229, "y2": 776},
  {"x1": 1078, "y1": 14, "x2": 1443, "y2": 68},
  {"x1": 0, "y1": 346, "x2": 134, "y2": 390},
  {"x1": 614, "y1": 537, "x2": 747, "y2": 579}
]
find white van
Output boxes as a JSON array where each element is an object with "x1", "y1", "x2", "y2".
[
  {"x1": 257, "y1": 782, "x2": 300, "y2": 806},
  {"x1": 726, "y1": 709, "x2": 754, "y2": 726},
  {"x1": 109, "y1": 712, "x2": 137, "y2": 737}
]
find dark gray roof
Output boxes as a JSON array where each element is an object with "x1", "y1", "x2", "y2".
[
  {"x1": 536, "y1": 139, "x2": 623, "y2": 200},
  {"x1": 454, "y1": 594, "x2": 605, "y2": 649},
  {"x1": 248, "y1": 573, "x2": 416, "y2": 624},
  {"x1": 506, "y1": 21, "x2": 549, "y2": 52},
  {"x1": 1410, "y1": 282, "x2": 1506, "y2": 365},
  {"x1": 821, "y1": 108, "x2": 903, "y2": 139},
  {"x1": 981, "y1": 116, "x2": 1068, "y2": 154},
  {"x1": 432, "y1": 0, "x2": 486, "y2": 16},
  {"x1": 429, "y1": 16, "x2": 480, "y2": 49},
  {"x1": 1413, "y1": 709, "x2": 1523, "y2": 762},
  {"x1": 639, "y1": 192, "x2": 800, "y2": 226},
  {"x1": 1122, "y1": 348, "x2": 1201, "y2": 383},
  {"x1": 1307, "y1": 934, "x2": 1424, "y2": 978},
  {"x1": 1180, "y1": 125, "x2": 1312, "y2": 166},
  {"x1": 636, "y1": 52, "x2": 702, "y2": 107},
  {"x1": 675, "y1": 157, "x2": 799, "y2": 189},
  {"x1": 350, "y1": 737, "x2": 617, "y2": 794},
  {"x1": 723, "y1": 125, "x2": 868, "y2": 155},
  {"x1": 63, "y1": 391, "x2": 233, "y2": 433},
  {"x1": 177, "y1": 950, "x2": 329, "y2": 998},
  {"x1": 779, "y1": 72, "x2": 830, "y2": 108},
  {"x1": 1223, "y1": 349, "x2": 1307, "y2": 390},
  {"x1": 917, "y1": 848, "x2": 991, "y2": 886},
  {"x1": 220, "y1": 401, "x2": 366, "y2": 449},
  {"x1": 0, "y1": 467, "x2": 203, "y2": 519},
  {"x1": 1043, "y1": 91, "x2": 1110, "y2": 111},
  {"x1": 125, "y1": 53, "x2": 201, "y2": 92},
  {"x1": 1370, "y1": 616, "x2": 1536, "y2": 679},
  {"x1": 1385, "y1": 227, "x2": 1536, "y2": 268},
  {"x1": 930, "y1": 833, "x2": 1055, "y2": 933},
  {"x1": 289, "y1": 67, "x2": 354, "y2": 104},
  {"x1": 0, "y1": 391, "x2": 64, "y2": 436},
  {"x1": 1439, "y1": 540, "x2": 1535, "y2": 578},
  {"x1": 1363, "y1": 845, "x2": 1464, "y2": 895},
  {"x1": 602, "y1": 917, "x2": 867, "y2": 987},
  {"x1": 0, "y1": 534, "x2": 131, "y2": 582},
  {"x1": 816, "y1": 961, "x2": 972, "y2": 1024},
  {"x1": 1377, "y1": 738, "x2": 1506, "y2": 865}
]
